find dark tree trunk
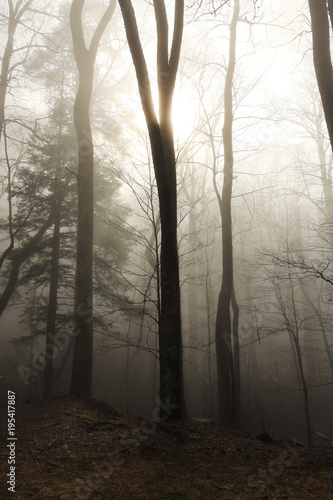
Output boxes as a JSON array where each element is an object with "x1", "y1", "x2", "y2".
[
  {"x1": 157, "y1": 93, "x2": 182, "y2": 418},
  {"x1": 308, "y1": 0, "x2": 333, "y2": 151},
  {"x1": 118, "y1": 0, "x2": 184, "y2": 419},
  {"x1": 187, "y1": 176, "x2": 200, "y2": 350},
  {"x1": 69, "y1": 0, "x2": 115, "y2": 398},
  {"x1": 158, "y1": 156, "x2": 183, "y2": 418},
  {"x1": 231, "y1": 287, "x2": 241, "y2": 427}
]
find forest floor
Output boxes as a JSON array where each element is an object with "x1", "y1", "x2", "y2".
[{"x1": 0, "y1": 397, "x2": 333, "y2": 499}]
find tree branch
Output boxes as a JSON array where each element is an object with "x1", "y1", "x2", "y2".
[{"x1": 153, "y1": 0, "x2": 169, "y2": 77}]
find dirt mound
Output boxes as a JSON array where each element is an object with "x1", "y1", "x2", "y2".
[{"x1": 0, "y1": 397, "x2": 332, "y2": 499}]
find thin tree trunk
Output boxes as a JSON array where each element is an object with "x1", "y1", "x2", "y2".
[
  {"x1": 43, "y1": 207, "x2": 61, "y2": 399},
  {"x1": 43, "y1": 82, "x2": 65, "y2": 399},
  {"x1": 187, "y1": 173, "x2": 200, "y2": 358},
  {"x1": 125, "y1": 318, "x2": 131, "y2": 412},
  {"x1": 285, "y1": 225, "x2": 312, "y2": 446},
  {"x1": 295, "y1": 338, "x2": 312, "y2": 445},
  {"x1": 301, "y1": 284, "x2": 333, "y2": 377},
  {"x1": 215, "y1": 0, "x2": 239, "y2": 427},
  {"x1": 0, "y1": 123, "x2": 15, "y2": 269}
]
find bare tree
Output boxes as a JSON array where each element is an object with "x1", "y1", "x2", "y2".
[
  {"x1": 0, "y1": 206, "x2": 56, "y2": 317},
  {"x1": 0, "y1": 0, "x2": 35, "y2": 140},
  {"x1": 214, "y1": 0, "x2": 240, "y2": 427},
  {"x1": 118, "y1": 0, "x2": 184, "y2": 419},
  {"x1": 0, "y1": 0, "x2": 52, "y2": 270}
]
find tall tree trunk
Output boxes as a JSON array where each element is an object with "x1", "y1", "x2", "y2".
[
  {"x1": 187, "y1": 174, "x2": 200, "y2": 354},
  {"x1": 285, "y1": 225, "x2": 312, "y2": 446},
  {"x1": 69, "y1": 0, "x2": 115, "y2": 398},
  {"x1": 69, "y1": 59, "x2": 95, "y2": 398},
  {"x1": 215, "y1": 0, "x2": 240, "y2": 427},
  {"x1": 118, "y1": 0, "x2": 184, "y2": 419},
  {"x1": 308, "y1": 0, "x2": 333, "y2": 151}
]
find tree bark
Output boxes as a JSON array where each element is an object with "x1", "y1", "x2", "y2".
[
  {"x1": 327, "y1": 0, "x2": 333, "y2": 30},
  {"x1": 231, "y1": 286, "x2": 241, "y2": 427}
]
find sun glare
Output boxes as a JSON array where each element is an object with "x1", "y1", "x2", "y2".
[{"x1": 172, "y1": 86, "x2": 198, "y2": 144}]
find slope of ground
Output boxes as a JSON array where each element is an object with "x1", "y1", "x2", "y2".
[{"x1": 0, "y1": 397, "x2": 332, "y2": 499}]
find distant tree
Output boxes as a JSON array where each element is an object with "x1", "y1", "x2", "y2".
[
  {"x1": 213, "y1": 0, "x2": 240, "y2": 427},
  {"x1": 0, "y1": 0, "x2": 52, "y2": 268},
  {"x1": 0, "y1": 0, "x2": 34, "y2": 140},
  {"x1": 5, "y1": 128, "x2": 130, "y2": 397},
  {"x1": 0, "y1": 128, "x2": 76, "y2": 374},
  {"x1": 264, "y1": 249, "x2": 313, "y2": 445}
]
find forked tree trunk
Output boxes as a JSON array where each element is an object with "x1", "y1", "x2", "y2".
[{"x1": 118, "y1": 0, "x2": 184, "y2": 419}]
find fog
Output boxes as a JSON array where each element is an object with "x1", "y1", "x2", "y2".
[{"x1": 0, "y1": 0, "x2": 332, "y2": 447}]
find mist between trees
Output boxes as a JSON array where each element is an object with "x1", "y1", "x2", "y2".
[{"x1": 0, "y1": 0, "x2": 333, "y2": 446}]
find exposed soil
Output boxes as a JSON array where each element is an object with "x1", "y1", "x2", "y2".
[{"x1": 0, "y1": 397, "x2": 333, "y2": 499}]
